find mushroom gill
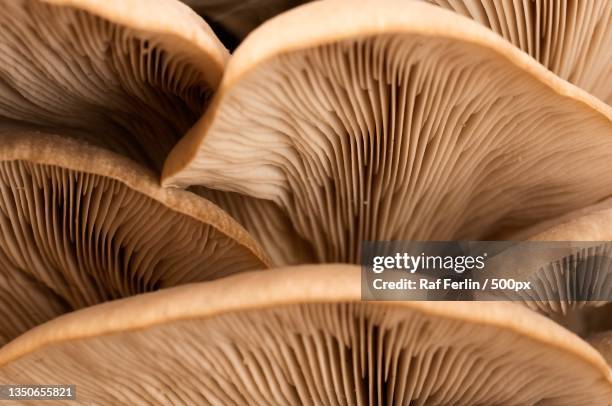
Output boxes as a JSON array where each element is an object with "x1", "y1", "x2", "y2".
[
  {"x1": 475, "y1": 199, "x2": 612, "y2": 334},
  {"x1": 426, "y1": 0, "x2": 612, "y2": 104},
  {"x1": 0, "y1": 272, "x2": 70, "y2": 348},
  {"x1": 163, "y1": 0, "x2": 612, "y2": 264},
  {"x1": 0, "y1": 0, "x2": 228, "y2": 172},
  {"x1": 1, "y1": 265, "x2": 610, "y2": 404},
  {"x1": 0, "y1": 132, "x2": 267, "y2": 346},
  {"x1": 588, "y1": 331, "x2": 612, "y2": 366},
  {"x1": 193, "y1": 187, "x2": 316, "y2": 266}
]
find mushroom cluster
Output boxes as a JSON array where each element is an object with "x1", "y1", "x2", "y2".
[{"x1": 0, "y1": 0, "x2": 611, "y2": 403}]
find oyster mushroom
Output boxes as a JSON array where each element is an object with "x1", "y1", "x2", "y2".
[
  {"x1": 0, "y1": 132, "x2": 268, "y2": 346},
  {"x1": 475, "y1": 199, "x2": 612, "y2": 334},
  {"x1": 163, "y1": 0, "x2": 612, "y2": 263},
  {"x1": 426, "y1": 0, "x2": 612, "y2": 104},
  {"x1": 589, "y1": 331, "x2": 612, "y2": 365},
  {"x1": 0, "y1": 0, "x2": 228, "y2": 172},
  {"x1": 1, "y1": 265, "x2": 611, "y2": 404},
  {"x1": 511, "y1": 198, "x2": 612, "y2": 242},
  {"x1": 193, "y1": 187, "x2": 316, "y2": 265},
  {"x1": 0, "y1": 272, "x2": 70, "y2": 349}
]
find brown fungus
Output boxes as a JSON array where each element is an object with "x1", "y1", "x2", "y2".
[
  {"x1": 588, "y1": 331, "x2": 612, "y2": 366},
  {"x1": 163, "y1": 0, "x2": 612, "y2": 264},
  {"x1": 0, "y1": 0, "x2": 228, "y2": 172},
  {"x1": 0, "y1": 265, "x2": 611, "y2": 404},
  {"x1": 475, "y1": 199, "x2": 612, "y2": 334},
  {"x1": 0, "y1": 133, "x2": 268, "y2": 346},
  {"x1": 426, "y1": 0, "x2": 612, "y2": 103},
  {"x1": 193, "y1": 187, "x2": 316, "y2": 266}
]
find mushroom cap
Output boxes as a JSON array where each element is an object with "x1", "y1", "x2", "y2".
[
  {"x1": 1, "y1": 0, "x2": 228, "y2": 172},
  {"x1": 163, "y1": 0, "x2": 612, "y2": 263},
  {"x1": 426, "y1": 0, "x2": 612, "y2": 103},
  {"x1": 1, "y1": 264, "x2": 611, "y2": 404},
  {"x1": 0, "y1": 132, "x2": 268, "y2": 346}
]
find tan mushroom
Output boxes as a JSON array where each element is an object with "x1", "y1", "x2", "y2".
[
  {"x1": 426, "y1": 0, "x2": 612, "y2": 103},
  {"x1": 1, "y1": 264, "x2": 611, "y2": 404},
  {"x1": 511, "y1": 197, "x2": 612, "y2": 242},
  {"x1": 0, "y1": 0, "x2": 228, "y2": 172},
  {"x1": 194, "y1": 187, "x2": 316, "y2": 265},
  {"x1": 588, "y1": 331, "x2": 612, "y2": 366},
  {"x1": 475, "y1": 199, "x2": 612, "y2": 334},
  {"x1": 0, "y1": 132, "x2": 268, "y2": 346},
  {"x1": 0, "y1": 272, "x2": 70, "y2": 350},
  {"x1": 162, "y1": 0, "x2": 612, "y2": 264}
]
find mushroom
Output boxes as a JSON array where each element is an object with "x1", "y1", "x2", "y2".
[
  {"x1": 194, "y1": 187, "x2": 316, "y2": 265},
  {"x1": 0, "y1": 132, "x2": 268, "y2": 346},
  {"x1": 180, "y1": 0, "x2": 307, "y2": 50},
  {"x1": 511, "y1": 197, "x2": 612, "y2": 242},
  {"x1": 162, "y1": 0, "x2": 612, "y2": 264},
  {"x1": 1, "y1": 264, "x2": 611, "y2": 404},
  {"x1": 425, "y1": 0, "x2": 612, "y2": 104},
  {"x1": 474, "y1": 199, "x2": 612, "y2": 335},
  {"x1": 0, "y1": 271, "x2": 70, "y2": 349},
  {"x1": 588, "y1": 331, "x2": 612, "y2": 366},
  {"x1": 0, "y1": 0, "x2": 228, "y2": 172}
]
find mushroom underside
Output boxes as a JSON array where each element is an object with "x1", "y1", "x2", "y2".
[
  {"x1": 478, "y1": 202, "x2": 612, "y2": 335},
  {"x1": 0, "y1": 133, "x2": 266, "y2": 345},
  {"x1": 192, "y1": 187, "x2": 316, "y2": 266},
  {"x1": 588, "y1": 330, "x2": 612, "y2": 366},
  {"x1": 426, "y1": 0, "x2": 612, "y2": 103},
  {"x1": 0, "y1": 0, "x2": 223, "y2": 172},
  {"x1": 1, "y1": 266, "x2": 610, "y2": 405},
  {"x1": 163, "y1": 13, "x2": 612, "y2": 263},
  {"x1": 0, "y1": 271, "x2": 69, "y2": 346}
]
